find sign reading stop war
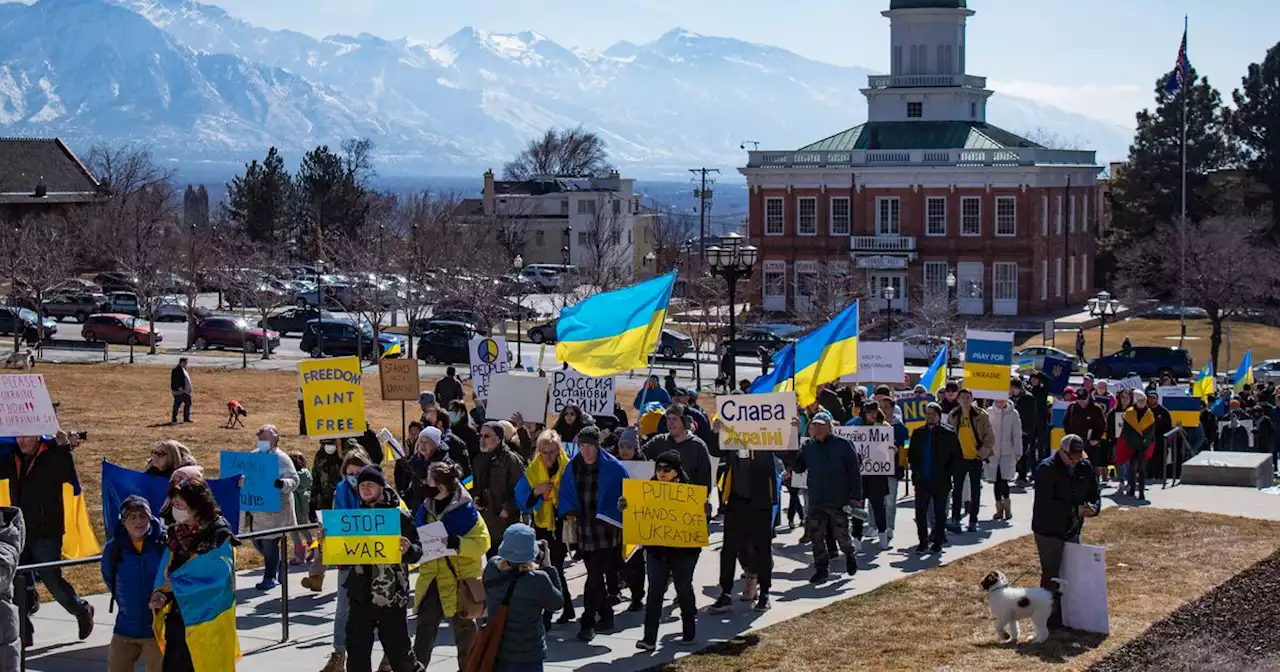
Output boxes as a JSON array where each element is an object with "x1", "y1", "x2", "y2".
[
  {"x1": 299, "y1": 357, "x2": 367, "y2": 439},
  {"x1": 716, "y1": 391, "x2": 800, "y2": 452},
  {"x1": 321, "y1": 509, "x2": 402, "y2": 565},
  {"x1": 833, "y1": 425, "x2": 896, "y2": 476},
  {"x1": 550, "y1": 368, "x2": 615, "y2": 415},
  {"x1": 621, "y1": 480, "x2": 709, "y2": 548}
]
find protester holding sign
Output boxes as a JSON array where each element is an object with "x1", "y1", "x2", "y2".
[
  {"x1": 641, "y1": 404, "x2": 713, "y2": 496},
  {"x1": 514, "y1": 430, "x2": 576, "y2": 625},
  {"x1": 1031, "y1": 435, "x2": 1101, "y2": 630},
  {"x1": 307, "y1": 450, "x2": 374, "y2": 672},
  {"x1": 793, "y1": 412, "x2": 862, "y2": 582},
  {"x1": 237, "y1": 425, "x2": 299, "y2": 591},
  {"x1": 846, "y1": 403, "x2": 896, "y2": 550},
  {"x1": 708, "y1": 418, "x2": 779, "y2": 614}
]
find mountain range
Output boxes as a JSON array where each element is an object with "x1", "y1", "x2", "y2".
[{"x1": 0, "y1": 0, "x2": 1134, "y2": 179}]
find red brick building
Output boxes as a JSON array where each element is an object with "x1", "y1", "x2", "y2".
[{"x1": 740, "y1": 0, "x2": 1101, "y2": 320}]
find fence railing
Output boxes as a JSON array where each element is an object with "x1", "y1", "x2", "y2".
[{"x1": 17, "y1": 522, "x2": 320, "y2": 672}]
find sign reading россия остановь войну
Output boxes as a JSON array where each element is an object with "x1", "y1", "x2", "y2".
[{"x1": 715, "y1": 391, "x2": 800, "y2": 451}]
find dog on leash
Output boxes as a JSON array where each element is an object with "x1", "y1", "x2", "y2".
[
  {"x1": 225, "y1": 399, "x2": 249, "y2": 428},
  {"x1": 980, "y1": 570, "x2": 1063, "y2": 644},
  {"x1": 3, "y1": 350, "x2": 34, "y2": 370}
]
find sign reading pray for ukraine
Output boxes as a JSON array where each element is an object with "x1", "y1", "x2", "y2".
[
  {"x1": 321, "y1": 509, "x2": 402, "y2": 565},
  {"x1": 715, "y1": 391, "x2": 800, "y2": 452},
  {"x1": 298, "y1": 357, "x2": 367, "y2": 440},
  {"x1": 963, "y1": 330, "x2": 1014, "y2": 401}
]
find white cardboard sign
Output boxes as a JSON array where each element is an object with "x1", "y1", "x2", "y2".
[
  {"x1": 485, "y1": 374, "x2": 548, "y2": 424},
  {"x1": 833, "y1": 425, "x2": 896, "y2": 476},
  {"x1": 1107, "y1": 376, "x2": 1145, "y2": 393},
  {"x1": 550, "y1": 368, "x2": 616, "y2": 416},
  {"x1": 416, "y1": 521, "x2": 457, "y2": 563},
  {"x1": 716, "y1": 391, "x2": 800, "y2": 452},
  {"x1": 1061, "y1": 541, "x2": 1110, "y2": 635},
  {"x1": 837, "y1": 341, "x2": 906, "y2": 384},
  {"x1": 468, "y1": 337, "x2": 510, "y2": 400},
  {"x1": 623, "y1": 461, "x2": 656, "y2": 481},
  {"x1": 0, "y1": 374, "x2": 59, "y2": 438}
]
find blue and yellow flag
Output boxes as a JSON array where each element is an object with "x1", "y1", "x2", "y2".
[
  {"x1": 1192, "y1": 363, "x2": 1214, "y2": 400},
  {"x1": 101, "y1": 461, "x2": 242, "y2": 536},
  {"x1": 1163, "y1": 395, "x2": 1201, "y2": 428},
  {"x1": 0, "y1": 439, "x2": 100, "y2": 559},
  {"x1": 1234, "y1": 350, "x2": 1254, "y2": 392},
  {"x1": 1050, "y1": 400, "x2": 1069, "y2": 451},
  {"x1": 555, "y1": 272, "x2": 676, "y2": 377},
  {"x1": 748, "y1": 343, "x2": 796, "y2": 395},
  {"x1": 381, "y1": 340, "x2": 402, "y2": 359},
  {"x1": 782, "y1": 301, "x2": 861, "y2": 408},
  {"x1": 154, "y1": 541, "x2": 241, "y2": 671},
  {"x1": 920, "y1": 345, "x2": 947, "y2": 396}
]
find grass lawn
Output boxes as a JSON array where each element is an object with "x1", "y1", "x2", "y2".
[
  {"x1": 26, "y1": 361, "x2": 647, "y2": 596},
  {"x1": 1024, "y1": 318, "x2": 1280, "y2": 369},
  {"x1": 661, "y1": 508, "x2": 1280, "y2": 672}
]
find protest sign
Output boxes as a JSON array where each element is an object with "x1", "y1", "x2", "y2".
[
  {"x1": 623, "y1": 461, "x2": 656, "y2": 481},
  {"x1": 416, "y1": 521, "x2": 457, "y2": 563},
  {"x1": 469, "y1": 337, "x2": 510, "y2": 400},
  {"x1": 716, "y1": 391, "x2": 799, "y2": 452},
  {"x1": 321, "y1": 509, "x2": 403, "y2": 564},
  {"x1": 963, "y1": 330, "x2": 1014, "y2": 400},
  {"x1": 101, "y1": 462, "x2": 243, "y2": 535},
  {"x1": 486, "y1": 374, "x2": 549, "y2": 423},
  {"x1": 0, "y1": 374, "x2": 59, "y2": 438},
  {"x1": 899, "y1": 394, "x2": 936, "y2": 434},
  {"x1": 1157, "y1": 385, "x2": 1189, "y2": 402},
  {"x1": 838, "y1": 342, "x2": 905, "y2": 384},
  {"x1": 833, "y1": 425, "x2": 896, "y2": 476},
  {"x1": 219, "y1": 451, "x2": 280, "y2": 513},
  {"x1": 1163, "y1": 395, "x2": 1201, "y2": 427},
  {"x1": 299, "y1": 357, "x2": 367, "y2": 439},
  {"x1": 550, "y1": 368, "x2": 616, "y2": 415},
  {"x1": 378, "y1": 358, "x2": 420, "y2": 401},
  {"x1": 1107, "y1": 376, "x2": 1144, "y2": 393},
  {"x1": 1061, "y1": 542, "x2": 1110, "y2": 635},
  {"x1": 621, "y1": 480, "x2": 708, "y2": 548}
]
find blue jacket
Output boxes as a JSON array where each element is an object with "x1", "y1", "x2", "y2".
[
  {"x1": 632, "y1": 386, "x2": 671, "y2": 411},
  {"x1": 101, "y1": 516, "x2": 165, "y2": 638},
  {"x1": 334, "y1": 479, "x2": 360, "y2": 510},
  {"x1": 795, "y1": 433, "x2": 863, "y2": 507},
  {"x1": 557, "y1": 450, "x2": 627, "y2": 527}
]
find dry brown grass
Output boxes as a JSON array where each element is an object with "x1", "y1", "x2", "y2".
[
  {"x1": 1022, "y1": 318, "x2": 1280, "y2": 367},
  {"x1": 662, "y1": 508, "x2": 1280, "y2": 672}
]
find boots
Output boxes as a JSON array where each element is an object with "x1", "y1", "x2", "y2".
[
  {"x1": 300, "y1": 574, "x2": 324, "y2": 592},
  {"x1": 321, "y1": 652, "x2": 345, "y2": 672},
  {"x1": 991, "y1": 499, "x2": 1005, "y2": 521},
  {"x1": 1002, "y1": 497, "x2": 1013, "y2": 520}
]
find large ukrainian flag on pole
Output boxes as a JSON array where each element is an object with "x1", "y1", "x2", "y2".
[
  {"x1": 153, "y1": 541, "x2": 241, "y2": 671},
  {"x1": 782, "y1": 301, "x2": 861, "y2": 408},
  {"x1": 920, "y1": 344, "x2": 948, "y2": 396},
  {"x1": 555, "y1": 272, "x2": 676, "y2": 377},
  {"x1": 1234, "y1": 350, "x2": 1254, "y2": 392}
]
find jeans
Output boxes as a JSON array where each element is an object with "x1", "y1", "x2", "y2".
[
  {"x1": 785, "y1": 485, "x2": 806, "y2": 525},
  {"x1": 170, "y1": 393, "x2": 191, "y2": 423},
  {"x1": 914, "y1": 484, "x2": 948, "y2": 546},
  {"x1": 17, "y1": 537, "x2": 89, "y2": 635},
  {"x1": 883, "y1": 477, "x2": 898, "y2": 533},
  {"x1": 806, "y1": 505, "x2": 853, "y2": 569},
  {"x1": 580, "y1": 549, "x2": 616, "y2": 628},
  {"x1": 414, "y1": 580, "x2": 476, "y2": 670},
  {"x1": 643, "y1": 549, "x2": 699, "y2": 644},
  {"x1": 950, "y1": 459, "x2": 983, "y2": 524},
  {"x1": 720, "y1": 499, "x2": 773, "y2": 595},
  {"x1": 252, "y1": 538, "x2": 281, "y2": 584},
  {"x1": 347, "y1": 602, "x2": 424, "y2": 672},
  {"x1": 109, "y1": 634, "x2": 163, "y2": 672},
  {"x1": 334, "y1": 568, "x2": 351, "y2": 653},
  {"x1": 1035, "y1": 532, "x2": 1076, "y2": 628}
]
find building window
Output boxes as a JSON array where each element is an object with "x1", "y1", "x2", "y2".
[
  {"x1": 1069, "y1": 194, "x2": 1077, "y2": 233},
  {"x1": 1056, "y1": 195, "x2": 1063, "y2": 234},
  {"x1": 994, "y1": 263, "x2": 1017, "y2": 301},
  {"x1": 1041, "y1": 193, "x2": 1048, "y2": 236},
  {"x1": 970, "y1": 101, "x2": 977, "y2": 119},
  {"x1": 763, "y1": 260, "x2": 785, "y2": 299},
  {"x1": 907, "y1": 102, "x2": 923, "y2": 118},
  {"x1": 1080, "y1": 255, "x2": 1088, "y2": 292},
  {"x1": 795, "y1": 261, "x2": 818, "y2": 311},
  {"x1": 1082, "y1": 192, "x2": 1090, "y2": 232},
  {"x1": 1055, "y1": 258, "x2": 1063, "y2": 297},
  {"x1": 1068, "y1": 256, "x2": 1076, "y2": 294},
  {"x1": 876, "y1": 197, "x2": 900, "y2": 235},
  {"x1": 827, "y1": 261, "x2": 852, "y2": 309},
  {"x1": 797, "y1": 197, "x2": 817, "y2": 236},
  {"x1": 534, "y1": 230, "x2": 544, "y2": 247},
  {"x1": 765, "y1": 197, "x2": 784, "y2": 235},
  {"x1": 961, "y1": 197, "x2": 981, "y2": 236},
  {"x1": 1040, "y1": 260, "x2": 1048, "y2": 300},
  {"x1": 924, "y1": 261, "x2": 949, "y2": 299},
  {"x1": 995, "y1": 196, "x2": 1016, "y2": 236},
  {"x1": 926, "y1": 197, "x2": 946, "y2": 236},
  {"x1": 612, "y1": 200, "x2": 621, "y2": 216},
  {"x1": 578, "y1": 200, "x2": 596, "y2": 216},
  {"x1": 578, "y1": 231, "x2": 588, "y2": 246},
  {"x1": 610, "y1": 229, "x2": 621, "y2": 246},
  {"x1": 830, "y1": 197, "x2": 850, "y2": 236}
]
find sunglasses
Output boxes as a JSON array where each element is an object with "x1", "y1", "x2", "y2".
[{"x1": 657, "y1": 465, "x2": 677, "y2": 473}]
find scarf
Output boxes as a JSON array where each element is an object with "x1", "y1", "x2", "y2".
[
  {"x1": 1117, "y1": 406, "x2": 1156, "y2": 464},
  {"x1": 524, "y1": 451, "x2": 568, "y2": 531}
]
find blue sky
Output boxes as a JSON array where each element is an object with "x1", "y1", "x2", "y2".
[{"x1": 203, "y1": 0, "x2": 1276, "y2": 128}]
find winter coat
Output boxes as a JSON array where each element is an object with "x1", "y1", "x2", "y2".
[
  {"x1": 434, "y1": 376, "x2": 465, "y2": 407},
  {"x1": 984, "y1": 403, "x2": 1023, "y2": 482},
  {"x1": 907, "y1": 424, "x2": 961, "y2": 488},
  {"x1": 473, "y1": 447, "x2": 526, "y2": 534},
  {"x1": 1011, "y1": 391, "x2": 1039, "y2": 438},
  {"x1": 1221, "y1": 423, "x2": 1252, "y2": 452},
  {"x1": 947, "y1": 405, "x2": 996, "y2": 461},
  {"x1": 0, "y1": 437, "x2": 77, "y2": 540},
  {"x1": 293, "y1": 468, "x2": 313, "y2": 525},
  {"x1": 343, "y1": 488, "x2": 422, "y2": 610},
  {"x1": 483, "y1": 558, "x2": 564, "y2": 664},
  {"x1": 719, "y1": 451, "x2": 779, "y2": 513},
  {"x1": 794, "y1": 433, "x2": 863, "y2": 507},
  {"x1": 101, "y1": 516, "x2": 165, "y2": 638},
  {"x1": 1064, "y1": 401, "x2": 1107, "y2": 447},
  {"x1": 632, "y1": 386, "x2": 671, "y2": 411},
  {"x1": 641, "y1": 433, "x2": 713, "y2": 491},
  {"x1": 413, "y1": 487, "x2": 490, "y2": 618},
  {"x1": 1032, "y1": 453, "x2": 1101, "y2": 540},
  {"x1": 514, "y1": 450, "x2": 570, "y2": 532},
  {"x1": 0, "y1": 507, "x2": 22, "y2": 671},
  {"x1": 311, "y1": 446, "x2": 343, "y2": 513},
  {"x1": 240, "y1": 448, "x2": 299, "y2": 533}
]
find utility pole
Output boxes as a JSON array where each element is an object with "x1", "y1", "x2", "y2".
[{"x1": 690, "y1": 168, "x2": 720, "y2": 259}]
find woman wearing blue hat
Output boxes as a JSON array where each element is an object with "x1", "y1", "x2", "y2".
[{"x1": 472, "y1": 523, "x2": 564, "y2": 671}]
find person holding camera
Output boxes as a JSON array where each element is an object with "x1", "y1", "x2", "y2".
[
  {"x1": 472, "y1": 523, "x2": 564, "y2": 670},
  {"x1": 1032, "y1": 434, "x2": 1101, "y2": 629}
]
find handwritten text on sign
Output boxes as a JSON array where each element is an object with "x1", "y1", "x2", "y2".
[
  {"x1": 716, "y1": 391, "x2": 800, "y2": 452},
  {"x1": 621, "y1": 480, "x2": 709, "y2": 548},
  {"x1": 468, "y1": 337, "x2": 510, "y2": 400},
  {"x1": 321, "y1": 509, "x2": 402, "y2": 565},
  {"x1": 378, "y1": 358, "x2": 420, "y2": 402},
  {"x1": 0, "y1": 374, "x2": 59, "y2": 438},
  {"x1": 550, "y1": 368, "x2": 615, "y2": 415},
  {"x1": 833, "y1": 425, "x2": 896, "y2": 476},
  {"x1": 299, "y1": 357, "x2": 367, "y2": 439},
  {"x1": 218, "y1": 451, "x2": 281, "y2": 513}
]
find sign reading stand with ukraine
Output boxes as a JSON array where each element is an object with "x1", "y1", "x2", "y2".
[
  {"x1": 963, "y1": 330, "x2": 1014, "y2": 401},
  {"x1": 321, "y1": 509, "x2": 403, "y2": 565}
]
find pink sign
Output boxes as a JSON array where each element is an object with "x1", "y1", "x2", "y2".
[{"x1": 0, "y1": 375, "x2": 59, "y2": 437}]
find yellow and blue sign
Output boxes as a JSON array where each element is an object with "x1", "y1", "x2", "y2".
[
  {"x1": 321, "y1": 509, "x2": 403, "y2": 565},
  {"x1": 900, "y1": 395, "x2": 935, "y2": 435},
  {"x1": 1163, "y1": 396, "x2": 1202, "y2": 427},
  {"x1": 299, "y1": 356, "x2": 367, "y2": 439},
  {"x1": 963, "y1": 330, "x2": 1014, "y2": 400}
]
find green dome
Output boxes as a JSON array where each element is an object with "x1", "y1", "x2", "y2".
[{"x1": 889, "y1": 0, "x2": 967, "y2": 9}]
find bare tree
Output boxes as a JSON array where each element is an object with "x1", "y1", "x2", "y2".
[
  {"x1": 340, "y1": 196, "x2": 402, "y2": 365},
  {"x1": 1017, "y1": 127, "x2": 1088, "y2": 151},
  {"x1": 174, "y1": 217, "x2": 225, "y2": 349},
  {"x1": 648, "y1": 207, "x2": 697, "y2": 273},
  {"x1": 218, "y1": 235, "x2": 289, "y2": 360},
  {"x1": 502, "y1": 127, "x2": 615, "y2": 180},
  {"x1": 393, "y1": 190, "x2": 461, "y2": 358},
  {"x1": 4, "y1": 213, "x2": 80, "y2": 348},
  {"x1": 576, "y1": 193, "x2": 632, "y2": 293}
]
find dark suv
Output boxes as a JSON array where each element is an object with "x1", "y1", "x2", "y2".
[
  {"x1": 1087, "y1": 346, "x2": 1193, "y2": 380},
  {"x1": 0, "y1": 306, "x2": 57, "y2": 344},
  {"x1": 41, "y1": 292, "x2": 108, "y2": 322},
  {"x1": 300, "y1": 318, "x2": 403, "y2": 359}
]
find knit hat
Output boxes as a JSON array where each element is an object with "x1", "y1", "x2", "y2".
[
  {"x1": 169, "y1": 465, "x2": 204, "y2": 486},
  {"x1": 619, "y1": 427, "x2": 640, "y2": 447},
  {"x1": 497, "y1": 420, "x2": 518, "y2": 442},
  {"x1": 418, "y1": 391, "x2": 436, "y2": 405},
  {"x1": 419, "y1": 426, "x2": 443, "y2": 447},
  {"x1": 577, "y1": 425, "x2": 601, "y2": 446},
  {"x1": 121, "y1": 495, "x2": 152, "y2": 519},
  {"x1": 655, "y1": 449, "x2": 683, "y2": 472},
  {"x1": 497, "y1": 523, "x2": 538, "y2": 564},
  {"x1": 357, "y1": 465, "x2": 387, "y2": 487}
]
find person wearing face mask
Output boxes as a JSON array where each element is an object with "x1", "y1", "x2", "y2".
[
  {"x1": 1032, "y1": 434, "x2": 1100, "y2": 630},
  {"x1": 1116, "y1": 391, "x2": 1156, "y2": 501},
  {"x1": 239, "y1": 425, "x2": 299, "y2": 591},
  {"x1": 395, "y1": 427, "x2": 454, "y2": 512},
  {"x1": 515, "y1": 430, "x2": 576, "y2": 626},
  {"x1": 102, "y1": 496, "x2": 165, "y2": 672},
  {"x1": 472, "y1": 421, "x2": 527, "y2": 556},
  {"x1": 311, "y1": 450, "x2": 373, "y2": 671}
]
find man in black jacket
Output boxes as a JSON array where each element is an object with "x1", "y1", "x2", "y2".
[
  {"x1": 908, "y1": 403, "x2": 960, "y2": 554},
  {"x1": 169, "y1": 357, "x2": 192, "y2": 424},
  {"x1": 1011, "y1": 378, "x2": 1039, "y2": 486},
  {"x1": 708, "y1": 445, "x2": 778, "y2": 614},
  {"x1": 1032, "y1": 434, "x2": 1101, "y2": 628},
  {"x1": 432, "y1": 367, "x2": 464, "y2": 408}
]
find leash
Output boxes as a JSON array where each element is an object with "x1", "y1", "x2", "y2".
[{"x1": 1007, "y1": 570, "x2": 1034, "y2": 587}]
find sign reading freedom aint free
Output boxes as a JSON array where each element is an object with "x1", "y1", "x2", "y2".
[{"x1": 299, "y1": 357, "x2": 368, "y2": 439}]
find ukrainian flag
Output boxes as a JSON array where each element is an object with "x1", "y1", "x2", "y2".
[
  {"x1": 1164, "y1": 396, "x2": 1201, "y2": 427},
  {"x1": 154, "y1": 541, "x2": 241, "y2": 671},
  {"x1": 1050, "y1": 400, "x2": 1069, "y2": 452},
  {"x1": 1234, "y1": 350, "x2": 1254, "y2": 392},
  {"x1": 748, "y1": 343, "x2": 795, "y2": 394},
  {"x1": 1191, "y1": 363, "x2": 1214, "y2": 400},
  {"x1": 0, "y1": 439, "x2": 100, "y2": 559},
  {"x1": 782, "y1": 301, "x2": 861, "y2": 408},
  {"x1": 555, "y1": 272, "x2": 676, "y2": 377},
  {"x1": 920, "y1": 345, "x2": 948, "y2": 396},
  {"x1": 381, "y1": 339, "x2": 402, "y2": 359}
]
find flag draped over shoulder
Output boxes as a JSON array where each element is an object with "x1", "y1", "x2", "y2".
[
  {"x1": 1234, "y1": 350, "x2": 1254, "y2": 392},
  {"x1": 154, "y1": 541, "x2": 241, "y2": 671},
  {"x1": 555, "y1": 272, "x2": 676, "y2": 377},
  {"x1": 0, "y1": 439, "x2": 99, "y2": 559},
  {"x1": 102, "y1": 461, "x2": 242, "y2": 535}
]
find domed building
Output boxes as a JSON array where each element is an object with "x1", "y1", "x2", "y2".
[{"x1": 741, "y1": 0, "x2": 1100, "y2": 319}]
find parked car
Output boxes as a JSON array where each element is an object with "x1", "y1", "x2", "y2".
[
  {"x1": 0, "y1": 307, "x2": 57, "y2": 344},
  {"x1": 1087, "y1": 346, "x2": 1193, "y2": 380},
  {"x1": 94, "y1": 272, "x2": 139, "y2": 293},
  {"x1": 105, "y1": 291, "x2": 140, "y2": 316},
  {"x1": 82, "y1": 313, "x2": 162, "y2": 346},
  {"x1": 151, "y1": 296, "x2": 211, "y2": 322},
  {"x1": 1252, "y1": 359, "x2": 1280, "y2": 383},
  {"x1": 527, "y1": 321, "x2": 557, "y2": 344},
  {"x1": 258, "y1": 307, "x2": 334, "y2": 336},
  {"x1": 901, "y1": 335, "x2": 957, "y2": 364},
  {"x1": 721, "y1": 330, "x2": 788, "y2": 359},
  {"x1": 41, "y1": 292, "x2": 108, "y2": 323},
  {"x1": 655, "y1": 329, "x2": 695, "y2": 360},
  {"x1": 1145, "y1": 304, "x2": 1209, "y2": 320},
  {"x1": 295, "y1": 284, "x2": 352, "y2": 310},
  {"x1": 416, "y1": 329, "x2": 473, "y2": 365},
  {"x1": 412, "y1": 319, "x2": 484, "y2": 338},
  {"x1": 1014, "y1": 346, "x2": 1079, "y2": 373},
  {"x1": 300, "y1": 319, "x2": 402, "y2": 359},
  {"x1": 49, "y1": 278, "x2": 103, "y2": 295},
  {"x1": 192, "y1": 316, "x2": 281, "y2": 354}
]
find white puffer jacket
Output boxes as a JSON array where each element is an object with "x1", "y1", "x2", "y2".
[{"x1": 984, "y1": 402, "x2": 1023, "y2": 483}]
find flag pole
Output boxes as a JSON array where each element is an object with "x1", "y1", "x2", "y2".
[
  {"x1": 634, "y1": 271, "x2": 678, "y2": 423},
  {"x1": 1178, "y1": 15, "x2": 1189, "y2": 349}
]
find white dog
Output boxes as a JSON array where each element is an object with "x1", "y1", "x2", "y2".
[
  {"x1": 980, "y1": 570, "x2": 1063, "y2": 644},
  {"x1": 2, "y1": 350, "x2": 34, "y2": 370}
]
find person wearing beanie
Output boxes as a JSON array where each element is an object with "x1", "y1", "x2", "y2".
[
  {"x1": 479, "y1": 523, "x2": 564, "y2": 668},
  {"x1": 707, "y1": 413, "x2": 781, "y2": 614},
  {"x1": 641, "y1": 404, "x2": 713, "y2": 498},
  {"x1": 1032, "y1": 433, "x2": 1100, "y2": 630},
  {"x1": 395, "y1": 426, "x2": 454, "y2": 514},
  {"x1": 473, "y1": 420, "x2": 527, "y2": 556},
  {"x1": 610, "y1": 426, "x2": 649, "y2": 613},
  {"x1": 514, "y1": 430, "x2": 576, "y2": 625},
  {"x1": 103, "y1": 495, "x2": 165, "y2": 671}
]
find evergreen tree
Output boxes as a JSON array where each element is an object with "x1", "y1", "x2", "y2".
[
  {"x1": 1229, "y1": 41, "x2": 1280, "y2": 239},
  {"x1": 226, "y1": 147, "x2": 293, "y2": 244},
  {"x1": 295, "y1": 142, "x2": 371, "y2": 253}
]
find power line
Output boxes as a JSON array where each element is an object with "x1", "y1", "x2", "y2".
[{"x1": 689, "y1": 168, "x2": 720, "y2": 258}]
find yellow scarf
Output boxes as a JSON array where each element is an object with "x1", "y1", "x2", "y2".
[
  {"x1": 1123, "y1": 406, "x2": 1155, "y2": 434},
  {"x1": 525, "y1": 450, "x2": 568, "y2": 531}
]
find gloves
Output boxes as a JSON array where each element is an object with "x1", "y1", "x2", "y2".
[
  {"x1": 446, "y1": 536, "x2": 461, "y2": 550},
  {"x1": 273, "y1": 479, "x2": 284, "y2": 488}
]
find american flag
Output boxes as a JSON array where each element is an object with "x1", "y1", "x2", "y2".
[{"x1": 1165, "y1": 25, "x2": 1191, "y2": 93}]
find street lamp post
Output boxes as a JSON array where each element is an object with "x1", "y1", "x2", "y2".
[
  {"x1": 512, "y1": 253, "x2": 524, "y2": 361},
  {"x1": 315, "y1": 259, "x2": 325, "y2": 358},
  {"x1": 706, "y1": 232, "x2": 758, "y2": 387},
  {"x1": 945, "y1": 271, "x2": 957, "y2": 378},
  {"x1": 1086, "y1": 290, "x2": 1120, "y2": 360},
  {"x1": 563, "y1": 226, "x2": 572, "y2": 265},
  {"x1": 882, "y1": 285, "x2": 897, "y2": 341}
]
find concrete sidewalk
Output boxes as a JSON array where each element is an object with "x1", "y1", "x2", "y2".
[{"x1": 23, "y1": 482, "x2": 1280, "y2": 671}]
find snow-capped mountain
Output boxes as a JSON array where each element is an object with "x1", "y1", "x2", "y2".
[{"x1": 0, "y1": 0, "x2": 1134, "y2": 177}]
